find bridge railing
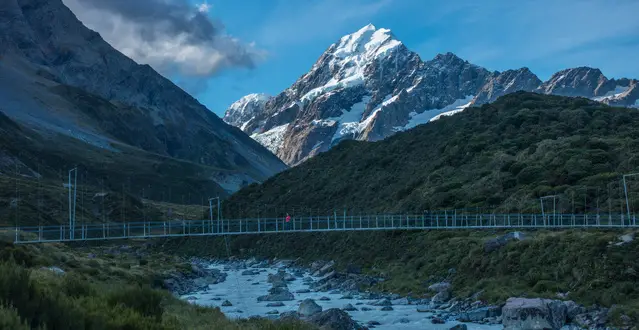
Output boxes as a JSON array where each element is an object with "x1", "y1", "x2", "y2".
[{"x1": 3, "y1": 212, "x2": 637, "y2": 244}]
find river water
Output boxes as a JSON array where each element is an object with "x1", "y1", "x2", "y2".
[{"x1": 181, "y1": 261, "x2": 502, "y2": 329}]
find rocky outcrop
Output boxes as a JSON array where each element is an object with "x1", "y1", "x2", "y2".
[
  {"x1": 502, "y1": 297, "x2": 567, "y2": 330},
  {"x1": 162, "y1": 263, "x2": 227, "y2": 296},
  {"x1": 471, "y1": 68, "x2": 542, "y2": 105}
]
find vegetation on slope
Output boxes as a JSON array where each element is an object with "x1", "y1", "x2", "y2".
[{"x1": 223, "y1": 92, "x2": 639, "y2": 217}]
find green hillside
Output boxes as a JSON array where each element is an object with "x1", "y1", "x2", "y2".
[{"x1": 223, "y1": 92, "x2": 639, "y2": 218}]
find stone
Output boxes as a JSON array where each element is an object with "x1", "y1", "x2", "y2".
[
  {"x1": 340, "y1": 294, "x2": 353, "y2": 300},
  {"x1": 428, "y1": 282, "x2": 452, "y2": 293},
  {"x1": 432, "y1": 290, "x2": 451, "y2": 304},
  {"x1": 484, "y1": 232, "x2": 527, "y2": 253},
  {"x1": 563, "y1": 301, "x2": 585, "y2": 321},
  {"x1": 266, "y1": 310, "x2": 279, "y2": 315},
  {"x1": 431, "y1": 317, "x2": 445, "y2": 324},
  {"x1": 284, "y1": 273, "x2": 296, "y2": 281},
  {"x1": 342, "y1": 303, "x2": 358, "y2": 311},
  {"x1": 210, "y1": 297, "x2": 221, "y2": 301},
  {"x1": 257, "y1": 287, "x2": 294, "y2": 302},
  {"x1": 251, "y1": 282, "x2": 260, "y2": 285},
  {"x1": 221, "y1": 300, "x2": 232, "y2": 307},
  {"x1": 417, "y1": 306, "x2": 432, "y2": 313},
  {"x1": 502, "y1": 297, "x2": 567, "y2": 330},
  {"x1": 380, "y1": 306, "x2": 394, "y2": 311},
  {"x1": 295, "y1": 289, "x2": 311, "y2": 293},
  {"x1": 308, "y1": 308, "x2": 364, "y2": 330},
  {"x1": 395, "y1": 318, "x2": 410, "y2": 324},
  {"x1": 319, "y1": 296, "x2": 331, "y2": 301},
  {"x1": 241, "y1": 269, "x2": 260, "y2": 276},
  {"x1": 361, "y1": 307, "x2": 372, "y2": 311},
  {"x1": 458, "y1": 306, "x2": 501, "y2": 322},
  {"x1": 391, "y1": 298, "x2": 409, "y2": 305},
  {"x1": 372, "y1": 298, "x2": 392, "y2": 306},
  {"x1": 367, "y1": 321, "x2": 381, "y2": 326},
  {"x1": 449, "y1": 325, "x2": 468, "y2": 330},
  {"x1": 298, "y1": 299, "x2": 323, "y2": 317},
  {"x1": 279, "y1": 311, "x2": 300, "y2": 321},
  {"x1": 266, "y1": 302, "x2": 285, "y2": 307}
]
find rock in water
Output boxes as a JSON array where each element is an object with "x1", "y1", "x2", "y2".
[
  {"x1": 431, "y1": 317, "x2": 445, "y2": 324},
  {"x1": 458, "y1": 306, "x2": 501, "y2": 322},
  {"x1": 308, "y1": 308, "x2": 364, "y2": 330},
  {"x1": 257, "y1": 287, "x2": 294, "y2": 302},
  {"x1": 266, "y1": 302, "x2": 285, "y2": 307},
  {"x1": 298, "y1": 299, "x2": 323, "y2": 317},
  {"x1": 449, "y1": 325, "x2": 468, "y2": 330},
  {"x1": 221, "y1": 300, "x2": 232, "y2": 306},
  {"x1": 502, "y1": 297, "x2": 567, "y2": 330},
  {"x1": 380, "y1": 306, "x2": 394, "y2": 311},
  {"x1": 342, "y1": 303, "x2": 358, "y2": 311}
]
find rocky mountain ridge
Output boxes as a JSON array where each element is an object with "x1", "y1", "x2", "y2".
[
  {"x1": 224, "y1": 24, "x2": 639, "y2": 166},
  {"x1": 0, "y1": 0, "x2": 286, "y2": 194}
]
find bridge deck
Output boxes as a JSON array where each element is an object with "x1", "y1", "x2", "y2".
[{"x1": 2, "y1": 213, "x2": 637, "y2": 244}]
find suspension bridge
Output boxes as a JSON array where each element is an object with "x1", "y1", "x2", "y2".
[{"x1": 3, "y1": 212, "x2": 637, "y2": 244}]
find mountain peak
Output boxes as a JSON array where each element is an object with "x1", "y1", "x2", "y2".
[{"x1": 332, "y1": 24, "x2": 401, "y2": 60}]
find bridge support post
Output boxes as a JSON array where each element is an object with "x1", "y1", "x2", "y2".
[
  {"x1": 258, "y1": 218, "x2": 261, "y2": 232},
  {"x1": 39, "y1": 226, "x2": 43, "y2": 242},
  {"x1": 102, "y1": 224, "x2": 105, "y2": 239}
]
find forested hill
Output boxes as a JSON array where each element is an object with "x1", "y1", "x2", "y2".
[{"x1": 223, "y1": 92, "x2": 639, "y2": 217}]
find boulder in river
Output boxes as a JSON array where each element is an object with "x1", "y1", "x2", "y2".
[
  {"x1": 371, "y1": 298, "x2": 392, "y2": 306},
  {"x1": 266, "y1": 302, "x2": 285, "y2": 307},
  {"x1": 221, "y1": 300, "x2": 232, "y2": 307},
  {"x1": 298, "y1": 299, "x2": 323, "y2": 317},
  {"x1": 380, "y1": 306, "x2": 394, "y2": 311},
  {"x1": 279, "y1": 311, "x2": 300, "y2": 321},
  {"x1": 241, "y1": 269, "x2": 260, "y2": 276},
  {"x1": 458, "y1": 306, "x2": 501, "y2": 322},
  {"x1": 361, "y1": 307, "x2": 372, "y2": 311},
  {"x1": 431, "y1": 317, "x2": 445, "y2": 324},
  {"x1": 295, "y1": 289, "x2": 311, "y2": 293},
  {"x1": 266, "y1": 310, "x2": 279, "y2": 315},
  {"x1": 319, "y1": 296, "x2": 331, "y2": 301},
  {"x1": 257, "y1": 287, "x2": 294, "y2": 301},
  {"x1": 308, "y1": 308, "x2": 364, "y2": 330},
  {"x1": 342, "y1": 303, "x2": 357, "y2": 311},
  {"x1": 449, "y1": 325, "x2": 467, "y2": 330},
  {"x1": 502, "y1": 297, "x2": 567, "y2": 330}
]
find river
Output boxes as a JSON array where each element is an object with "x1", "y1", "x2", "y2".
[{"x1": 181, "y1": 260, "x2": 503, "y2": 329}]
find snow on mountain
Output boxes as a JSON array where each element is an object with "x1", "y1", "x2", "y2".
[
  {"x1": 224, "y1": 24, "x2": 639, "y2": 166},
  {"x1": 223, "y1": 93, "x2": 271, "y2": 130}
]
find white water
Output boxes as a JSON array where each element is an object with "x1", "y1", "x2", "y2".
[{"x1": 182, "y1": 263, "x2": 502, "y2": 330}]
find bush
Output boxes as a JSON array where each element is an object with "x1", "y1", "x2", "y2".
[
  {"x1": 0, "y1": 304, "x2": 29, "y2": 330},
  {"x1": 107, "y1": 285, "x2": 165, "y2": 320}
]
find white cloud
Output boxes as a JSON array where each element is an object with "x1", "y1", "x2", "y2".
[
  {"x1": 62, "y1": 0, "x2": 264, "y2": 77},
  {"x1": 197, "y1": 2, "x2": 212, "y2": 13}
]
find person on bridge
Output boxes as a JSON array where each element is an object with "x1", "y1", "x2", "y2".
[{"x1": 285, "y1": 214, "x2": 291, "y2": 230}]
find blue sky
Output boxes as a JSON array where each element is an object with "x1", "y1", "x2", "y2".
[{"x1": 69, "y1": 0, "x2": 639, "y2": 116}]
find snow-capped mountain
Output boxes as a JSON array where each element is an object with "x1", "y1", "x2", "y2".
[{"x1": 224, "y1": 24, "x2": 639, "y2": 166}]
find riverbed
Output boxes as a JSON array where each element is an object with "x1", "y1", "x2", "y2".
[{"x1": 181, "y1": 261, "x2": 502, "y2": 329}]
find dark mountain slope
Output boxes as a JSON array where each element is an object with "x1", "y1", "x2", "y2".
[{"x1": 224, "y1": 92, "x2": 639, "y2": 217}]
